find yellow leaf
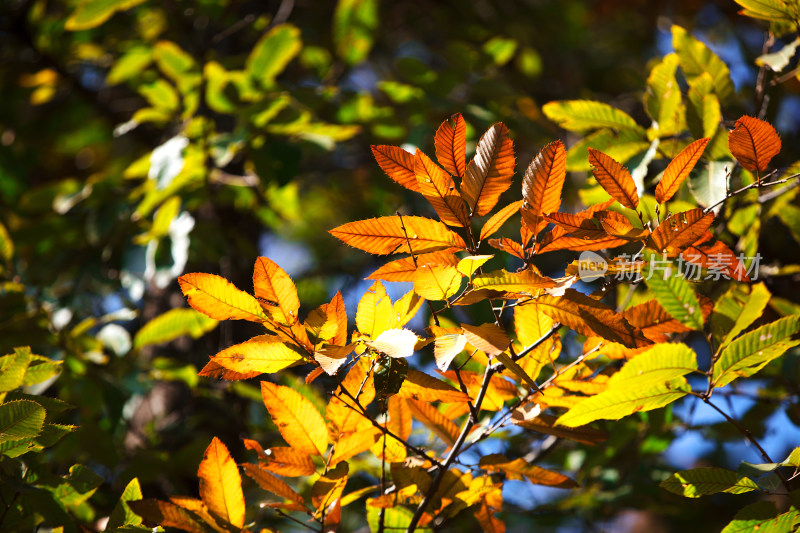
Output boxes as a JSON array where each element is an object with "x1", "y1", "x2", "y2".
[
  {"x1": 480, "y1": 453, "x2": 577, "y2": 488},
  {"x1": 327, "y1": 360, "x2": 375, "y2": 436},
  {"x1": 472, "y1": 268, "x2": 555, "y2": 293},
  {"x1": 413, "y1": 264, "x2": 463, "y2": 301},
  {"x1": 457, "y1": 255, "x2": 494, "y2": 277},
  {"x1": 391, "y1": 290, "x2": 424, "y2": 329},
  {"x1": 179, "y1": 273, "x2": 267, "y2": 323},
  {"x1": 197, "y1": 437, "x2": 245, "y2": 528},
  {"x1": 371, "y1": 396, "x2": 412, "y2": 461},
  {"x1": 433, "y1": 333, "x2": 467, "y2": 371},
  {"x1": 480, "y1": 200, "x2": 523, "y2": 241},
  {"x1": 312, "y1": 462, "x2": 348, "y2": 519},
  {"x1": 252, "y1": 257, "x2": 301, "y2": 326},
  {"x1": 405, "y1": 399, "x2": 460, "y2": 446},
  {"x1": 243, "y1": 463, "x2": 304, "y2": 504},
  {"x1": 461, "y1": 323, "x2": 510, "y2": 356},
  {"x1": 242, "y1": 442, "x2": 316, "y2": 477},
  {"x1": 261, "y1": 382, "x2": 328, "y2": 456},
  {"x1": 305, "y1": 291, "x2": 347, "y2": 345},
  {"x1": 209, "y1": 335, "x2": 305, "y2": 376},
  {"x1": 367, "y1": 252, "x2": 459, "y2": 282},
  {"x1": 329, "y1": 427, "x2": 382, "y2": 466},
  {"x1": 356, "y1": 280, "x2": 393, "y2": 338}
]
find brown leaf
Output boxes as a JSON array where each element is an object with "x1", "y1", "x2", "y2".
[
  {"x1": 461, "y1": 323, "x2": 510, "y2": 356},
  {"x1": 128, "y1": 499, "x2": 211, "y2": 533},
  {"x1": 656, "y1": 137, "x2": 710, "y2": 203},
  {"x1": 329, "y1": 215, "x2": 466, "y2": 255},
  {"x1": 480, "y1": 200, "x2": 524, "y2": 241},
  {"x1": 596, "y1": 210, "x2": 649, "y2": 240},
  {"x1": 244, "y1": 443, "x2": 317, "y2": 477},
  {"x1": 366, "y1": 252, "x2": 459, "y2": 282},
  {"x1": 405, "y1": 398, "x2": 461, "y2": 445},
  {"x1": 683, "y1": 238, "x2": 750, "y2": 281},
  {"x1": 648, "y1": 208, "x2": 714, "y2": 257},
  {"x1": 197, "y1": 437, "x2": 245, "y2": 528},
  {"x1": 415, "y1": 149, "x2": 470, "y2": 227},
  {"x1": 587, "y1": 148, "x2": 639, "y2": 209},
  {"x1": 371, "y1": 145, "x2": 418, "y2": 191},
  {"x1": 728, "y1": 115, "x2": 781, "y2": 172},
  {"x1": 521, "y1": 140, "x2": 567, "y2": 235},
  {"x1": 480, "y1": 453, "x2": 578, "y2": 488},
  {"x1": 397, "y1": 369, "x2": 470, "y2": 402},
  {"x1": 462, "y1": 123, "x2": 516, "y2": 216},
  {"x1": 198, "y1": 359, "x2": 261, "y2": 381},
  {"x1": 435, "y1": 113, "x2": 467, "y2": 177},
  {"x1": 487, "y1": 237, "x2": 526, "y2": 260},
  {"x1": 623, "y1": 299, "x2": 692, "y2": 343},
  {"x1": 243, "y1": 463, "x2": 305, "y2": 504},
  {"x1": 515, "y1": 413, "x2": 608, "y2": 445}
]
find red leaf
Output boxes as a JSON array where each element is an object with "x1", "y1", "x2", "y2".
[
  {"x1": 521, "y1": 140, "x2": 567, "y2": 235},
  {"x1": 728, "y1": 115, "x2": 781, "y2": 172},
  {"x1": 434, "y1": 113, "x2": 467, "y2": 177},
  {"x1": 371, "y1": 145, "x2": 418, "y2": 191},
  {"x1": 656, "y1": 137, "x2": 710, "y2": 203},
  {"x1": 587, "y1": 148, "x2": 639, "y2": 209}
]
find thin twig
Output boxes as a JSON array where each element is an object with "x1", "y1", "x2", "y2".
[
  {"x1": 273, "y1": 508, "x2": 321, "y2": 532},
  {"x1": 397, "y1": 211, "x2": 440, "y2": 327},
  {"x1": 704, "y1": 171, "x2": 798, "y2": 214}
]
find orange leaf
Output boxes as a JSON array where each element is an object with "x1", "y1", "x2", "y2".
[
  {"x1": 413, "y1": 264, "x2": 463, "y2": 301},
  {"x1": 198, "y1": 359, "x2": 261, "y2": 381},
  {"x1": 366, "y1": 252, "x2": 459, "y2": 282},
  {"x1": 623, "y1": 299, "x2": 692, "y2": 343},
  {"x1": 515, "y1": 413, "x2": 607, "y2": 445},
  {"x1": 260, "y1": 382, "x2": 328, "y2": 456},
  {"x1": 656, "y1": 137, "x2": 710, "y2": 203},
  {"x1": 728, "y1": 115, "x2": 781, "y2": 172},
  {"x1": 587, "y1": 148, "x2": 639, "y2": 209},
  {"x1": 683, "y1": 238, "x2": 750, "y2": 281},
  {"x1": 480, "y1": 200, "x2": 523, "y2": 241},
  {"x1": 521, "y1": 140, "x2": 567, "y2": 235},
  {"x1": 371, "y1": 145, "x2": 419, "y2": 191},
  {"x1": 371, "y1": 396, "x2": 413, "y2": 461},
  {"x1": 487, "y1": 237, "x2": 526, "y2": 260},
  {"x1": 597, "y1": 210, "x2": 649, "y2": 240},
  {"x1": 253, "y1": 257, "x2": 301, "y2": 326},
  {"x1": 480, "y1": 453, "x2": 577, "y2": 488},
  {"x1": 243, "y1": 463, "x2": 304, "y2": 504},
  {"x1": 536, "y1": 289, "x2": 650, "y2": 348},
  {"x1": 165, "y1": 497, "x2": 219, "y2": 531},
  {"x1": 434, "y1": 113, "x2": 467, "y2": 178},
  {"x1": 128, "y1": 499, "x2": 209, "y2": 533},
  {"x1": 197, "y1": 437, "x2": 245, "y2": 528},
  {"x1": 327, "y1": 360, "x2": 375, "y2": 436},
  {"x1": 329, "y1": 427, "x2": 382, "y2": 466},
  {"x1": 243, "y1": 443, "x2": 317, "y2": 477},
  {"x1": 544, "y1": 211, "x2": 606, "y2": 239},
  {"x1": 441, "y1": 370, "x2": 517, "y2": 411},
  {"x1": 461, "y1": 323, "x2": 510, "y2": 356},
  {"x1": 405, "y1": 398, "x2": 461, "y2": 446},
  {"x1": 415, "y1": 149, "x2": 469, "y2": 227},
  {"x1": 179, "y1": 273, "x2": 267, "y2": 323},
  {"x1": 397, "y1": 369, "x2": 470, "y2": 403},
  {"x1": 475, "y1": 496, "x2": 505, "y2": 533},
  {"x1": 208, "y1": 335, "x2": 305, "y2": 376},
  {"x1": 462, "y1": 123, "x2": 516, "y2": 216},
  {"x1": 311, "y1": 462, "x2": 348, "y2": 519},
  {"x1": 537, "y1": 233, "x2": 629, "y2": 253},
  {"x1": 305, "y1": 291, "x2": 347, "y2": 345},
  {"x1": 329, "y1": 215, "x2": 466, "y2": 255},
  {"x1": 648, "y1": 208, "x2": 714, "y2": 256}
]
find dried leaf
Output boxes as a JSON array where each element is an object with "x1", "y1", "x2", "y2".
[
  {"x1": 587, "y1": 148, "x2": 639, "y2": 209},
  {"x1": 415, "y1": 149, "x2": 469, "y2": 227},
  {"x1": 683, "y1": 238, "x2": 750, "y2": 282},
  {"x1": 728, "y1": 115, "x2": 781, "y2": 172},
  {"x1": 521, "y1": 140, "x2": 567, "y2": 235},
  {"x1": 462, "y1": 123, "x2": 516, "y2": 216},
  {"x1": 371, "y1": 145, "x2": 418, "y2": 191},
  {"x1": 434, "y1": 113, "x2": 467, "y2": 177},
  {"x1": 261, "y1": 382, "x2": 328, "y2": 456},
  {"x1": 656, "y1": 137, "x2": 710, "y2": 203},
  {"x1": 480, "y1": 454, "x2": 577, "y2": 488},
  {"x1": 329, "y1": 215, "x2": 466, "y2": 255},
  {"x1": 197, "y1": 437, "x2": 245, "y2": 528}
]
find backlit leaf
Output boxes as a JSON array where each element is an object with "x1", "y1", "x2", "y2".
[
  {"x1": 329, "y1": 215, "x2": 466, "y2": 255},
  {"x1": 261, "y1": 382, "x2": 328, "y2": 456},
  {"x1": 642, "y1": 253, "x2": 704, "y2": 330},
  {"x1": 65, "y1": 0, "x2": 145, "y2": 31},
  {"x1": 515, "y1": 413, "x2": 607, "y2": 445},
  {"x1": 134, "y1": 308, "x2": 218, "y2": 349},
  {"x1": 587, "y1": 148, "x2": 639, "y2": 209},
  {"x1": 657, "y1": 138, "x2": 710, "y2": 203},
  {"x1": 488, "y1": 237, "x2": 526, "y2": 260},
  {"x1": 712, "y1": 315, "x2": 800, "y2": 387},
  {"x1": 728, "y1": 115, "x2": 781, "y2": 172},
  {"x1": 391, "y1": 290, "x2": 424, "y2": 329},
  {"x1": 0, "y1": 400, "x2": 45, "y2": 443},
  {"x1": 672, "y1": 25, "x2": 735, "y2": 103},
  {"x1": 128, "y1": 499, "x2": 211, "y2": 533},
  {"x1": 521, "y1": 140, "x2": 567, "y2": 235},
  {"x1": 405, "y1": 399, "x2": 460, "y2": 446},
  {"x1": 314, "y1": 344, "x2": 354, "y2": 375},
  {"x1": 245, "y1": 443, "x2": 316, "y2": 477},
  {"x1": 480, "y1": 454, "x2": 577, "y2": 488},
  {"x1": 357, "y1": 280, "x2": 394, "y2": 338},
  {"x1": 542, "y1": 100, "x2": 643, "y2": 133},
  {"x1": 688, "y1": 161, "x2": 729, "y2": 214},
  {"x1": 0, "y1": 347, "x2": 32, "y2": 393},
  {"x1": 371, "y1": 396, "x2": 413, "y2": 462},
  {"x1": 107, "y1": 478, "x2": 144, "y2": 529},
  {"x1": 333, "y1": 0, "x2": 378, "y2": 65},
  {"x1": 243, "y1": 463, "x2": 304, "y2": 504},
  {"x1": 644, "y1": 54, "x2": 685, "y2": 137},
  {"x1": 648, "y1": 209, "x2": 714, "y2": 256},
  {"x1": 442, "y1": 370, "x2": 517, "y2": 411},
  {"x1": 480, "y1": 200, "x2": 523, "y2": 241},
  {"x1": 660, "y1": 467, "x2": 759, "y2": 498},
  {"x1": 327, "y1": 360, "x2": 375, "y2": 436},
  {"x1": 415, "y1": 150, "x2": 469, "y2": 227},
  {"x1": 253, "y1": 257, "x2": 301, "y2": 326},
  {"x1": 366, "y1": 328, "x2": 418, "y2": 358},
  {"x1": 197, "y1": 437, "x2": 245, "y2": 528},
  {"x1": 413, "y1": 264, "x2": 462, "y2": 301},
  {"x1": 556, "y1": 377, "x2": 690, "y2": 427},
  {"x1": 687, "y1": 73, "x2": 722, "y2": 139},
  {"x1": 311, "y1": 462, "x2": 348, "y2": 519},
  {"x1": 711, "y1": 283, "x2": 771, "y2": 350},
  {"x1": 623, "y1": 299, "x2": 693, "y2": 342},
  {"x1": 198, "y1": 360, "x2": 261, "y2": 381},
  {"x1": 435, "y1": 113, "x2": 467, "y2": 177},
  {"x1": 367, "y1": 252, "x2": 459, "y2": 282},
  {"x1": 461, "y1": 323, "x2": 510, "y2": 356},
  {"x1": 462, "y1": 123, "x2": 515, "y2": 217},
  {"x1": 397, "y1": 369, "x2": 470, "y2": 403},
  {"x1": 683, "y1": 238, "x2": 750, "y2": 282},
  {"x1": 179, "y1": 273, "x2": 267, "y2": 323},
  {"x1": 247, "y1": 24, "x2": 302, "y2": 85},
  {"x1": 721, "y1": 501, "x2": 800, "y2": 533},
  {"x1": 306, "y1": 291, "x2": 347, "y2": 345},
  {"x1": 329, "y1": 427, "x2": 382, "y2": 466},
  {"x1": 457, "y1": 255, "x2": 494, "y2": 277},
  {"x1": 208, "y1": 335, "x2": 305, "y2": 376},
  {"x1": 371, "y1": 145, "x2": 418, "y2": 192},
  {"x1": 472, "y1": 268, "x2": 555, "y2": 293},
  {"x1": 433, "y1": 333, "x2": 467, "y2": 372},
  {"x1": 606, "y1": 343, "x2": 698, "y2": 390}
]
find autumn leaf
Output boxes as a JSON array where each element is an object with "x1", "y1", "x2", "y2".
[
  {"x1": 305, "y1": 291, "x2": 347, "y2": 345},
  {"x1": 128, "y1": 499, "x2": 210, "y2": 533},
  {"x1": 441, "y1": 370, "x2": 517, "y2": 411},
  {"x1": 371, "y1": 396, "x2": 413, "y2": 461},
  {"x1": 253, "y1": 257, "x2": 301, "y2": 326},
  {"x1": 329, "y1": 427, "x2": 382, "y2": 466},
  {"x1": 683, "y1": 238, "x2": 750, "y2": 282},
  {"x1": 472, "y1": 268, "x2": 555, "y2": 293},
  {"x1": 243, "y1": 463, "x2": 304, "y2": 504},
  {"x1": 312, "y1": 462, "x2": 348, "y2": 519},
  {"x1": 480, "y1": 200, "x2": 523, "y2": 241},
  {"x1": 457, "y1": 255, "x2": 493, "y2": 277},
  {"x1": 461, "y1": 123, "x2": 516, "y2": 216},
  {"x1": 371, "y1": 144, "x2": 418, "y2": 191},
  {"x1": 461, "y1": 323, "x2": 510, "y2": 356},
  {"x1": 597, "y1": 210, "x2": 649, "y2": 240},
  {"x1": 480, "y1": 454, "x2": 577, "y2": 488},
  {"x1": 243, "y1": 441, "x2": 317, "y2": 477},
  {"x1": 198, "y1": 359, "x2": 261, "y2": 381},
  {"x1": 207, "y1": 335, "x2": 305, "y2": 376},
  {"x1": 623, "y1": 299, "x2": 693, "y2": 342},
  {"x1": 587, "y1": 148, "x2": 639, "y2": 209},
  {"x1": 314, "y1": 343, "x2": 354, "y2": 375},
  {"x1": 329, "y1": 215, "x2": 466, "y2": 255},
  {"x1": 487, "y1": 237, "x2": 526, "y2": 260},
  {"x1": 656, "y1": 137, "x2": 710, "y2": 203},
  {"x1": 365, "y1": 328, "x2": 418, "y2": 358},
  {"x1": 413, "y1": 264, "x2": 463, "y2": 301},
  {"x1": 728, "y1": 115, "x2": 781, "y2": 172},
  {"x1": 261, "y1": 381, "x2": 328, "y2": 456},
  {"x1": 648, "y1": 208, "x2": 714, "y2": 256},
  {"x1": 397, "y1": 369, "x2": 470, "y2": 403},
  {"x1": 433, "y1": 333, "x2": 467, "y2": 371},
  {"x1": 514, "y1": 413, "x2": 608, "y2": 445},
  {"x1": 366, "y1": 251, "x2": 459, "y2": 282},
  {"x1": 356, "y1": 280, "x2": 393, "y2": 338},
  {"x1": 521, "y1": 140, "x2": 567, "y2": 235},
  {"x1": 415, "y1": 149, "x2": 469, "y2": 226},
  {"x1": 179, "y1": 273, "x2": 267, "y2": 323},
  {"x1": 197, "y1": 437, "x2": 245, "y2": 528},
  {"x1": 405, "y1": 399, "x2": 460, "y2": 445},
  {"x1": 434, "y1": 113, "x2": 467, "y2": 177},
  {"x1": 327, "y1": 360, "x2": 375, "y2": 436}
]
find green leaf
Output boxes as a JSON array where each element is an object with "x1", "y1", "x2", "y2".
[
  {"x1": 366, "y1": 500, "x2": 432, "y2": 532},
  {"x1": 733, "y1": 0, "x2": 797, "y2": 21},
  {"x1": 756, "y1": 37, "x2": 800, "y2": 73},
  {"x1": 0, "y1": 400, "x2": 46, "y2": 444},
  {"x1": 642, "y1": 252, "x2": 704, "y2": 330},
  {"x1": 247, "y1": 24, "x2": 302, "y2": 86},
  {"x1": 41, "y1": 464, "x2": 103, "y2": 507},
  {"x1": 712, "y1": 314, "x2": 800, "y2": 387},
  {"x1": 721, "y1": 501, "x2": 800, "y2": 533},
  {"x1": 65, "y1": 0, "x2": 146, "y2": 31},
  {"x1": 644, "y1": 53, "x2": 685, "y2": 138},
  {"x1": 107, "y1": 45, "x2": 152, "y2": 85},
  {"x1": 5, "y1": 392, "x2": 72, "y2": 421},
  {"x1": 672, "y1": 25, "x2": 735, "y2": 104},
  {"x1": 607, "y1": 343, "x2": 698, "y2": 390},
  {"x1": 686, "y1": 73, "x2": 722, "y2": 139},
  {"x1": 133, "y1": 308, "x2": 218, "y2": 349},
  {"x1": 688, "y1": 160, "x2": 729, "y2": 213},
  {"x1": 483, "y1": 36, "x2": 518, "y2": 66},
  {"x1": 556, "y1": 377, "x2": 690, "y2": 427},
  {"x1": 0, "y1": 220, "x2": 13, "y2": 263},
  {"x1": 542, "y1": 100, "x2": 644, "y2": 134},
  {"x1": 138, "y1": 79, "x2": 179, "y2": 113},
  {"x1": 153, "y1": 41, "x2": 197, "y2": 82},
  {"x1": 107, "y1": 478, "x2": 144, "y2": 529},
  {"x1": 661, "y1": 467, "x2": 759, "y2": 498},
  {"x1": 0, "y1": 346, "x2": 33, "y2": 393},
  {"x1": 565, "y1": 129, "x2": 649, "y2": 171},
  {"x1": 711, "y1": 282, "x2": 772, "y2": 351},
  {"x1": 22, "y1": 356, "x2": 62, "y2": 387},
  {"x1": 776, "y1": 203, "x2": 800, "y2": 247},
  {"x1": 333, "y1": 0, "x2": 379, "y2": 65}
]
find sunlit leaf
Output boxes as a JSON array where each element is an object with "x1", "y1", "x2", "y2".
[
  {"x1": 683, "y1": 238, "x2": 750, "y2": 282},
  {"x1": 480, "y1": 454, "x2": 577, "y2": 488},
  {"x1": 261, "y1": 382, "x2": 328, "y2": 456},
  {"x1": 435, "y1": 113, "x2": 467, "y2": 177},
  {"x1": 0, "y1": 347, "x2": 32, "y2": 393},
  {"x1": 644, "y1": 54, "x2": 685, "y2": 138},
  {"x1": 657, "y1": 138, "x2": 710, "y2": 203},
  {"x1": 433, "y1": 333, "x2": 468, "y2": 372},
  {"x1": 243, "y1": 463, "x2": 304, "y2": 504},
  {"x1": 756, "y1": 37, "x2": 800, "y2": 72},
  {"x1": 480, "y1": 200, "x2": 523, "y2": 241},
  {"x1": 521, "y1": 140, "x2": 567, "y2": 235},
  {"x1": 672, "y1": 25, "x2": 735, "y2": 103},
  {"x1": 405, "y1": 399, "x2": 460, "y2": 446},
  {"x1": 623, "y1": 299, "x2": 693, "y2": 342},
  {"x1": 413, "y1": 264, "x2": 463, "y2": 301},
  {"x1": 415, "y1": 150, "x2": 469, "y2": 227},
  {"x1": 687, "y1": 73, "x2": 722, "y2": 139},
  {"x1": 65, "y1": 0, "x2": 145, "y2": 31},
  {"x1": 253, "y1": 257, "x2": 301, "y2": 326},
  {"x1": 721, "y1": 501, "x2": 800, "y2": 533},
  {"x1": 330, "y1": 427, "x2": 382, "y2": 466},
  {"x1": 0, "y1": 400, "x2": 45, "y2": 443},
  {"x1": 134, "y1": 308, "x2": 218, "y2": 349},
  {"x1": 607, "y1": 343, "x2": 698, "y2": 390},
  {"x1": 587, "y1": 148, "x2": 639, "y2": 209},
  {"x1": 397, "y1": 369, "x2": 470, "y2": 403},
  {"x1": 306, "y1": 291, "x2": 347, "y2": 345},
  {"x1": 487, "y1": 237, "x2": 527, "y2": 260},
  {"x1": 128, "y1": 499, "x2": 210, "y2": 533},
  {"x1": 243, "y1": 442, "x2": 317, "y2": 477},
  {"x1": 461, "y1": 323, "x2": 510, "y2": 356},
  {"x1": 333, "y1": 0, "x2": 378, "y2": 65},
  {"x1": 366, "y1": 328, "x2": 418, "y2": 358},
  {"x1": 311, "y1": 462, "x2": 348, "y2": 519},
  {"x1": 208, "y1": 335, "x2": 305, "y2": 376},
  {"x1": 462, "y1": 123, "x2": 515, "y2": 217},
  {"x1": 179, "y1": 273, "x2": 267, "y2": 323},
  {"x1": 371, "y1": 396, "x2": 413, "y2": 462},
  {"x1": 329, "y1": 215, "x2": 466, "y2": 255},
  {"x1": 728, "y1": 115, "x2": 782, "y2": 172},
  {"x1": 515, "y1": 413, "x2": 607, "y2": 445},
  {"x1": 711, "y1": 283, "x2": 771, "y2": 350},
  {"x1": 367, "y1": 252, "x2": 459, "y2": 282},
  {"x1": 457, "y1": 255, "x2": 494, "y2": 278},
  {"x1": 472, "y1": 268, "x2": 555, "y2": 293},
  {"x1": 314, "y1": 344, "x2": 354, "y2": 375},
  {"x1": 371, "y1": 145, "x2": 418, "y2": 192},
  {"x1": 642, "y1": 253, "x2": 704, "y2": 330},
  {"x1": 542, "y1": 100, "x2": 644, "y2": 133},
  {"x1": 688, "y1": 161, "x2": 730, "y2": 214},
  {"x1": 442, "y1": 370, "x2": 517, "y2": 411},
  {"x1": 357, "y1": 280, "x2": 394, "y2": 338},
  {"x1": 647, "y1": 209, "x2": 714, "y2": 256},
  {"x1": 660, "y1": 467, "x2": 759, "y2": 498},
  {"x1": 107, "y1": 477, "x2": 144, "y2": 529},
  {"x1": 327, "y1": 360, "x2": 375, "y2": 436},
  {"x1": 197, "y1": 437, "x2": 245, "y2": 528}
]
